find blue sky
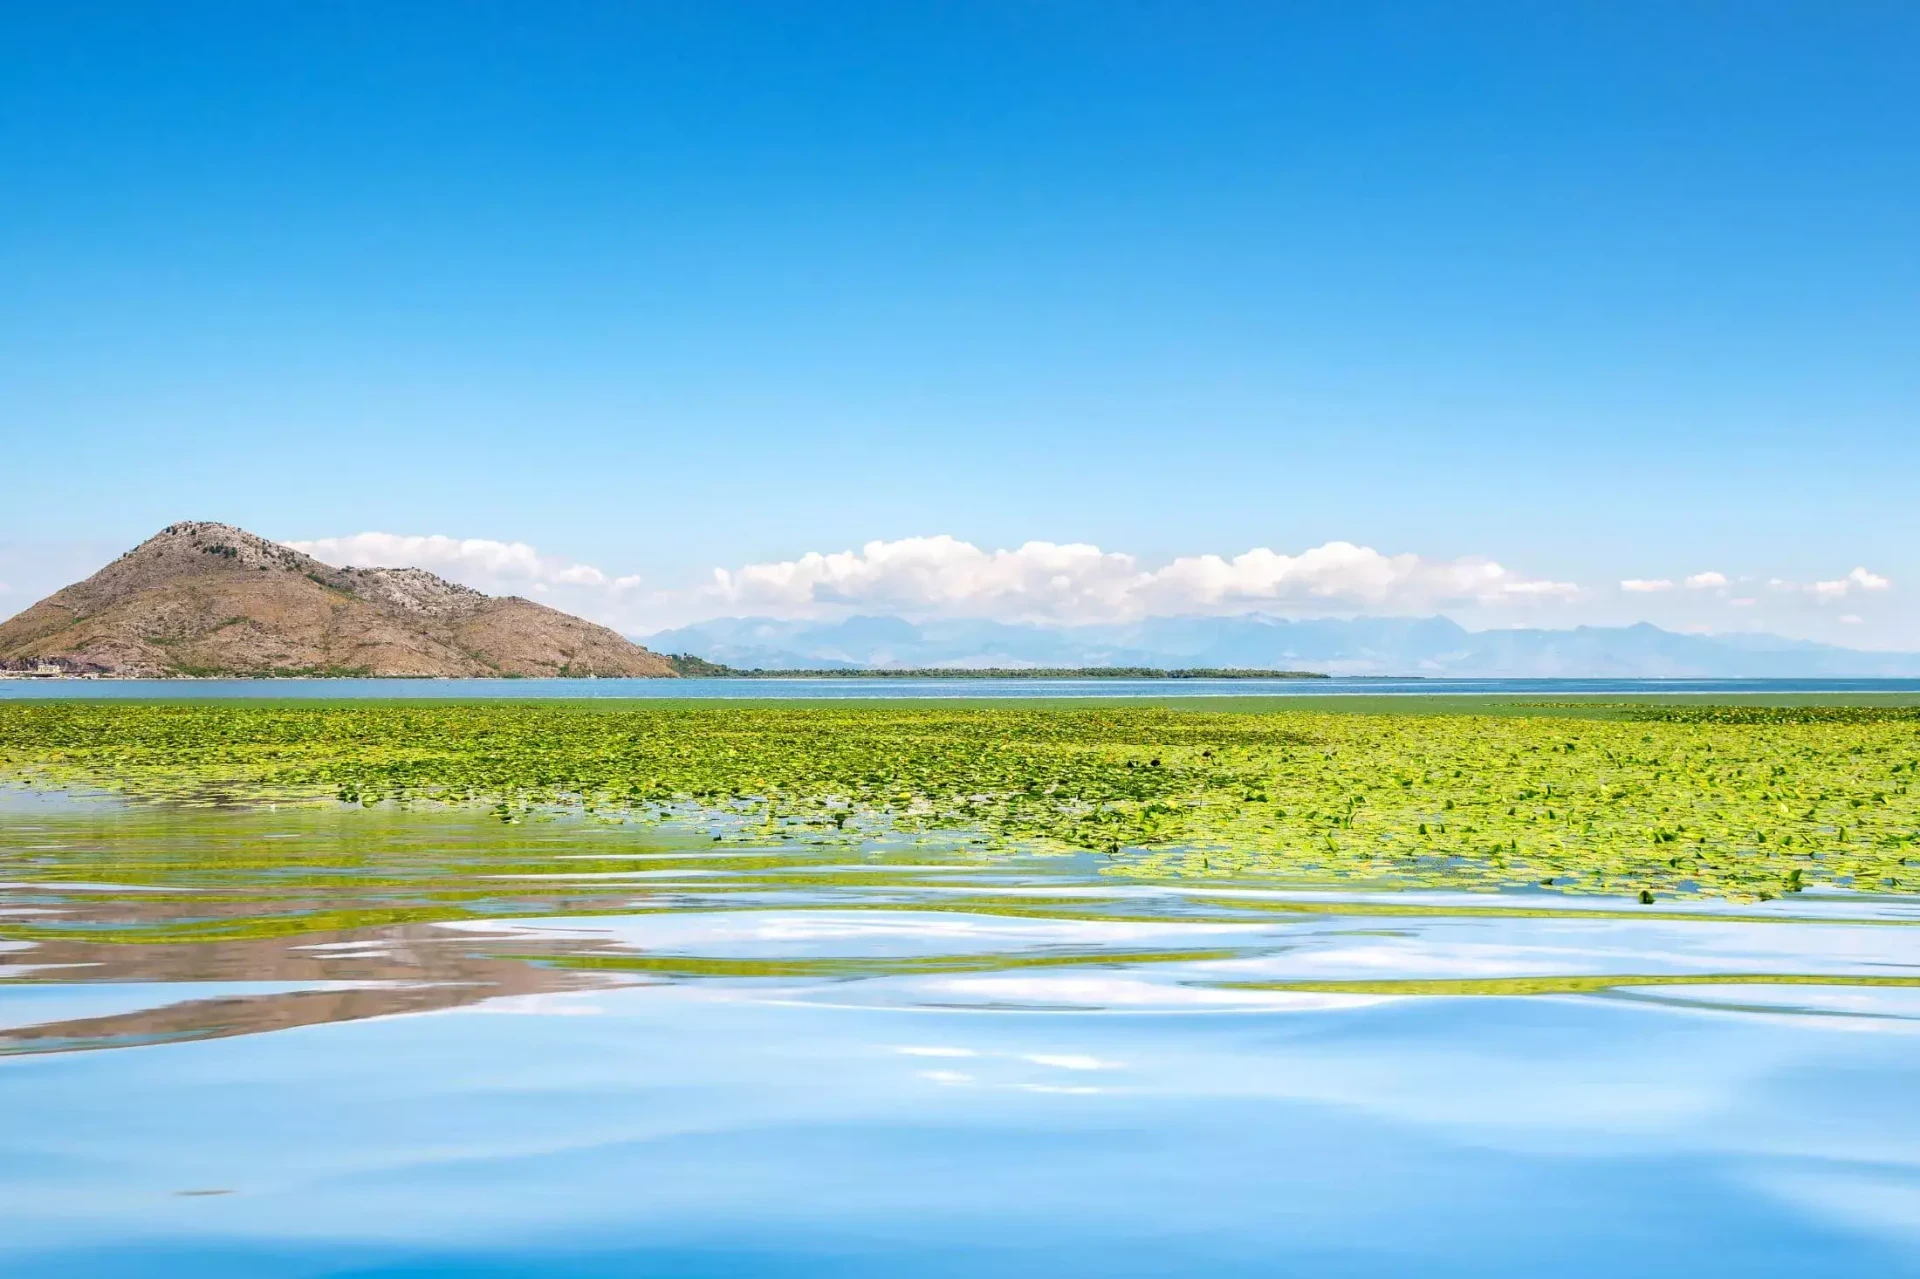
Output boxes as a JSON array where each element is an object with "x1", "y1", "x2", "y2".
[{"x1": 3, "y1": 3, "x2": 1916, "y2": 643}]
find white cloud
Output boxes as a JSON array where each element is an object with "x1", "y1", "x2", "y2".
[
  {"x1": 707, "y1": 536, "x2": 1579, "y2": 624},
  {"x1": 1685, "y1": 571, "x2": 1728, "y2": 589},
  {"x1": 711, "y1": 536, "x2": 1139, "y2": 624},
  {"x1": 1498, "y1": 580, "x2": 1582, "y2": 596},
  {"x1": 1765, "y1": 566, "x2": 1893, "y2": 600},
  {"x1": 284, "y1": 532, "x2": 613, "y2": 595},
  {"x1": 1814, "y1": 567, "x2": 1891, "y2": 597},
  {"x1": 1841, "y1": 614, "x2": 1864, "y2": 625},
  {"x1": 1620, "y1": 579, "x2": 1674, "y2": 593}
]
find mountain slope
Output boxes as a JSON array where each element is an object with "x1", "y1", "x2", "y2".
[
  {"x1": 0, "y1": 522, "x2": 676, "y2": 678},
  {"x1": 642, "y1": 614, "x2": 1920, "y2": 679}
]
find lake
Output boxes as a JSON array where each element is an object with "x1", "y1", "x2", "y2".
[
  {"x1": 5, "y1": 675, "x2": 1920, "y2": 700},
  {"x1": 4, "y1": 792, "x2": 1920, "y2": 1276}
]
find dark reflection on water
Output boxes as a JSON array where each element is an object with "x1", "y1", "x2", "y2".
[
  {"x1": 6, "y1": 797, "x2": 1920, "y2": 1275},
  {"x1": 0, "y1": 923, "x2": 608, "y2": 1054}
]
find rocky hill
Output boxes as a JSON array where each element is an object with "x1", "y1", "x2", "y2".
[{"x1": 0, "y1": 522, "x2": 677, "y2": 678}]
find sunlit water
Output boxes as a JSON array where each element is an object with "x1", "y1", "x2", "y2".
[{"x1": 5, "y1": 791, "x2": 1920, "y2": 1276}]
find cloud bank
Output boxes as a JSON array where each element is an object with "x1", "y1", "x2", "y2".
[
  {"x1": 1760, "y1": 567, "x2": 1893, "y2": 599},
  {"x1": 708, "y1": 536, "x2": 1578, "y2": 624},
  {"x1": 278, "y1": 529, "x2": 1897, "y2": 643},
  {"x1": 283, "y1": 533, "x2": 633, "y2": 596}
]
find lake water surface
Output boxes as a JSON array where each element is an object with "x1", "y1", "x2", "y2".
[
  {"x1": 6, "y1": 675, "x2": 1920, "y2": 700},
  {"x1": 4, "y1": 793, "x2": 1920, "y2": 1275}
]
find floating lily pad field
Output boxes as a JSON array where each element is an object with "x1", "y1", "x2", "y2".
[{"x1": 2, "y1": 700, "x2": 1917, "y2": 901}]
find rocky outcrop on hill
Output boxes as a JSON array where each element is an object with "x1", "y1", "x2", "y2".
[{"x1": 0, "y1": 521, "x2": 676, "y2": 678}]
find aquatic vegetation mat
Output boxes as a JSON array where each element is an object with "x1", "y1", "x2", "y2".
[{"x1": 2, "y1": 700, "x2": 1918, "y2": 900}]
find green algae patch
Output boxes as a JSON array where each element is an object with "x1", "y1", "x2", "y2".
[{"x1": 3, "y1": 700, "x2": 1918, "y2": 902}]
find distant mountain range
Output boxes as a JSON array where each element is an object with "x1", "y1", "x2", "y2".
[
  {"x1": 642, "y1": 614, "x2": 1920, "y2": 679},
  {"x1": 0, "y1": 522, "x2": 677, "y2": 678}
]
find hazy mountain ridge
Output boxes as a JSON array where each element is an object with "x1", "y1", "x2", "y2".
[
  {"x1": 0, "y1": 522, "x2": 677, "y2": 678},
  {"x1": 643, "y1": 614, "x2": 1920, "y2": 678}
]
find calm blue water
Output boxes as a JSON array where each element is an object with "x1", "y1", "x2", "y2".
[
  {"x1": 4, "y1": 675, "x2": 1920, "y2": 699},
  {"x1": 5, "y1": 802, "x2": 1920, "y2": 1276}
]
